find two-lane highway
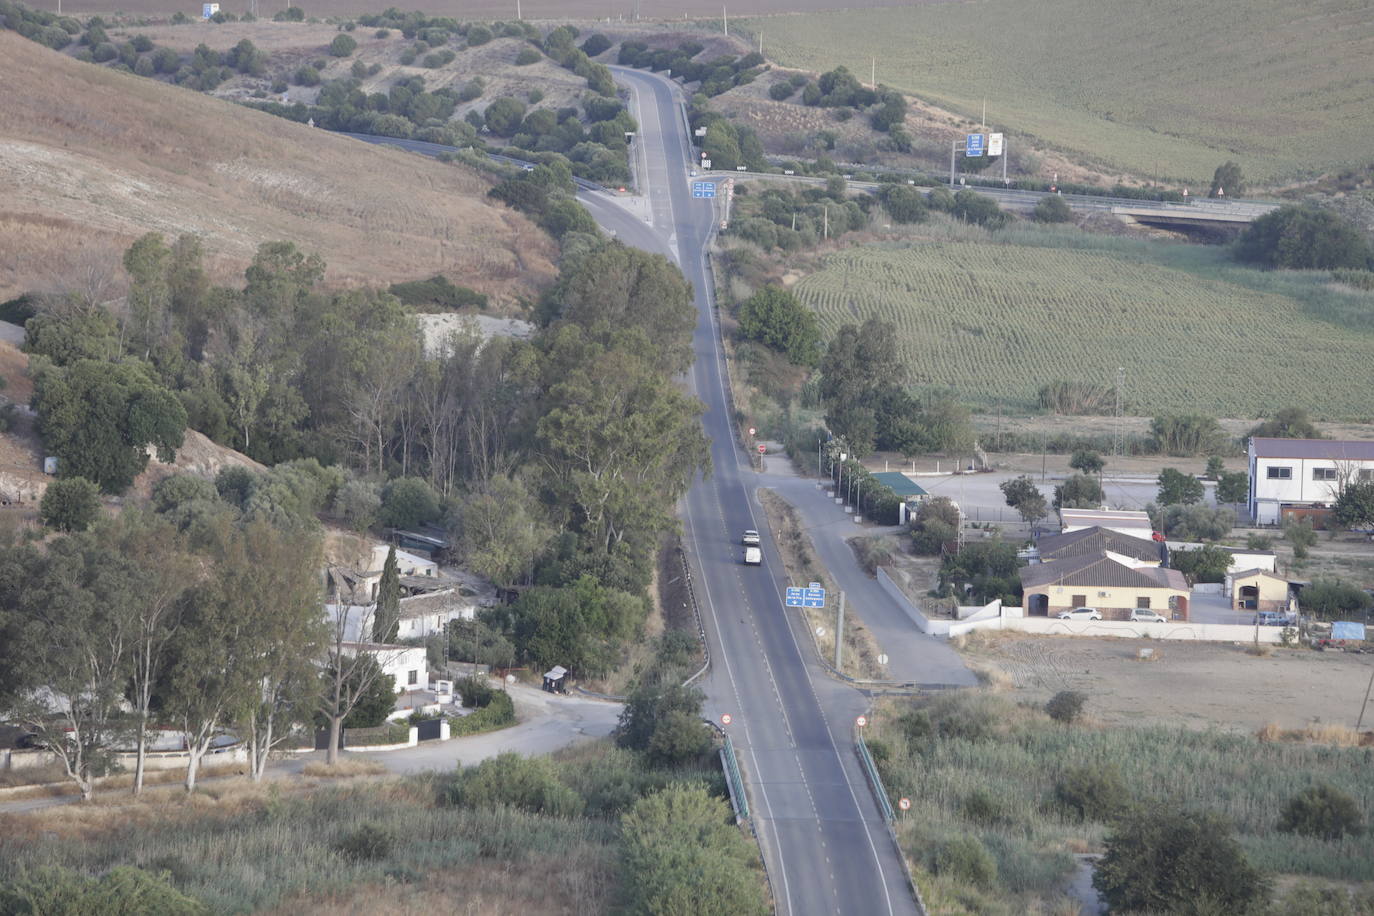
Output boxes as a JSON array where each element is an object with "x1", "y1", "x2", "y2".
[{"x1": 600, "y1": 65, "x2": 977, "y2": 915}]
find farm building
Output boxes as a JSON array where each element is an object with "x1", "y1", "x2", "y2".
[
  {"x1": 1248, "y1": 437, "x2": 1374, "y2": 525},
  {"x1": 1227, "y1": 569, "x2": 1296, "y2": 613},
  {"x1": 1033, "y1": 526, "x2": 1164, "y2": 567},
  {"x1": 1020, "y1": 554, "x2": 1189, "y2": 621},
  {"x1": 870, "y1": 471, "x2": 928, "y2": 524}
]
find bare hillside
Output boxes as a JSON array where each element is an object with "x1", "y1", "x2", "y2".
[{"x1": 0, "y1": 31, "x2": 557, "y2": 305}]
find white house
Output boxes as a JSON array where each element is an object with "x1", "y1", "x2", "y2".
[
  {"x1": 1059, "y1": 509, "x2": 1155, "y2": 539},
  {"x1": 340, "y1": 642, "x2": 428, "y2": 693},
  {"x1": 1247, "y1": 437, "x2": 1374, "y2": 525},
  {"x1": 1166, "y1": 542, "x2": 1276, "y2": 573}
]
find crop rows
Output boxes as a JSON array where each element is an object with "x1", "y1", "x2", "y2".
[{"x1": 793, "y1": 240, "x2": 1374, "y2": 420}]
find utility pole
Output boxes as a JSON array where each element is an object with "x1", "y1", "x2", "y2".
[
  {"x1": 516, "y1": 0, "x2": 521, "y2": 19},
  {"x1": 722, "y1": 6, "x2": 728, "y2": 35},
  {"x1": 758, "y1": 32, "x2": 763, "y2": 55},
  {"x1": 823, "y1": 206, "x2": 829, "y2": 240},
  {"x1": 949, "y1": 139, "x2": 958, "y2": 187},
  {"x1": 834, "y1": 591, "x2": 846, "y2": 671},
  {"x1": 981, "y1": 98, "x2": 986, "y2": 131},
  {"x1": 871, "y1": 57, "x2": 876, "y2": 88},
  {"x1": 1114, "y1": 367, "x2": 1126, "y2": 458}
]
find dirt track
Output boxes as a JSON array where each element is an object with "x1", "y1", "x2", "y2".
[{"x1": 961, "y1": 633, "x2": 1374, "y2": 732}]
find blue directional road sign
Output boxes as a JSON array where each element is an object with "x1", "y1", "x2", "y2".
[
  {"x1": 785, "y1": 583, "x2": 826, "y2": 608},
  {"x1": 966, "y1": 133, "x2": 986, "y2": 157},
  {"x1": 692, "y1": 181, "x2": 716, "y2": 198}
]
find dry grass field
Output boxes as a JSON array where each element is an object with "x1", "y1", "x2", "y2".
[
  {"x1": 742, "y1": 0, "x2": 1374, "y2": 186},
  {"x1": 53, "y1": 0, "x2": 917, "y2": 20},
  {"x1": 0, "y1": 31, "x2": 557, "y2": 305}
]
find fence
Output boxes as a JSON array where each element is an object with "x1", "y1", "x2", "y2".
[{"x1": 855, "y1": 720, "x2": 928, "y2": 916}]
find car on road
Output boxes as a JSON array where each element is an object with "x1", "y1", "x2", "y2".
[
  {"x1": 1057, "y1": 607, "x2": 1102, "y2": 621},
  {"x1": 743, "y1": 546, "x2": 762, "y2": 565},
  {"x1": 742, "y1": 530, "x2": 760, "y2": 546},
  {"x1": 1129, "y1": 609, "x2": 1167, "y2": 623}
]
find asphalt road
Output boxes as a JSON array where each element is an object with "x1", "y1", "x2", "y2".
[{"x1": 601, "y1": 65, "x2": 983, "y2": 916}]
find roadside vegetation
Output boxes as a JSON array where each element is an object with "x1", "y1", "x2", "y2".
[
  {"x1": 0, "y1": 736, "x2": 765, "y2": 914},
  {"x1": 869, "y1": 691, "x2": 1374, "y2": 914}
]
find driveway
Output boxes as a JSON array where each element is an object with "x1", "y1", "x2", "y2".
[
  {"x1": 756, "y1": 458, "x2": 977, "y2": 688},
  {"x1": 0, "y1": 685, "x2": 621, "y2": 814},
  {"x1": 375, "y1": 683, "x2": 621, "y2": 774}
]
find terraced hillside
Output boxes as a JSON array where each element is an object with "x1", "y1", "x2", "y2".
[
  {"x1": 742, "y1": 0, "x2": 1374, "y2": 186},
  {"x1": 0, "y1": 31, "x2": 556, "y2": 304},
  {"x1": 791, "y1": 231, "x2": 1374, "y2": 420}
]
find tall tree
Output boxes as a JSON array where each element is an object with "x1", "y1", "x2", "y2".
[
  {"x1": 122, "y1": 232, "x2": 172, "y2": 360},
  {"x1": 108, "y1": 510, "x2": 202, "y2": 795},
  {"x1": 999, "y1": 475, "x2": 1047, "y2": 526},
  {"x1": 1055, "y1": 473, "x2": 1105, "y2": 510},
  {"x1": 453, "y1": 473, "x2": 552, "y2": 587},
  {"x1": 1157, "y1": 468, "x2": 1205, "y2": 506},
  {"x1": 373, "y1": 545, "x2": 401, "y2": 644},
  {"x1": 0, "y1": 534, "x2": 140, "y2": 800},
  {"x1": 1208, "y1": 160, "x2": 1245, "y2": 198},
  {"x1": 320, "y1": 581, "x2": 402, "y2": 765},
  {"x1": 819, "y1": 318, "x2": 901, "y2": 457},
  {"x1": 1069, "y1": 450, "x2": 1104, "y2": 476}
]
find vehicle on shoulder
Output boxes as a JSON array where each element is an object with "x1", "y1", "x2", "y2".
[
  {"x1": 742, "y1": 529, "x2": 760, "y2": 546},
  {"x1": 1129, "y1": 609, "x2": 1167, "y2": 623},
  {"x1": 1057, "y1": 607, "x2": 1102, "y2": 621},
  {"x1": 743, "y1": 546, "x2": 762, "y2": 565}
]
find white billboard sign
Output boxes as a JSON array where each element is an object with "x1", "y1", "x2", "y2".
[{"x1": 988, "y1": 133, "x2": 1004, "y2": 157}]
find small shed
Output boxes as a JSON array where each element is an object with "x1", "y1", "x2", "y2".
[
  {"x1": 871, "y1": 472, "x2": 928, "y2": 525},
  {"x1": 1228, "y1": 568, "x2": 1293, "y2": 612},
  {"x1": 542, "y1": 665, "x2": 567, "y2": 694}
]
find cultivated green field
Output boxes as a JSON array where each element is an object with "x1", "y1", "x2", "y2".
[
  {"x1": 790, "y1": 226, "x2": 1374, "y2": 420},
  {"x1": 740, "y1": 0, "x2": 1374, "y2": 186}
]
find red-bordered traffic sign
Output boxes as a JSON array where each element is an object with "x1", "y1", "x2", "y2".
[
  {"x1": 721, "y1": 713, "x2": 732, "y2": 726},
  {"x1": 757, "y1": 444, "x2": 766, "y2": 454},
  {"x1": 856, "y1": 715, "x2": 868, "y2": 728},
  {"x1": 899, "y1": 797, "x2": 911, "y2": 811}
]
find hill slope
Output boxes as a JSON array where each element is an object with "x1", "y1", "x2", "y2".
[
  {"x1": 0, "y1": 31, "x2": 556, "y2": 303},
  {"x1": 743, "y1": 0, "x2": 1374, "y2": 186}
]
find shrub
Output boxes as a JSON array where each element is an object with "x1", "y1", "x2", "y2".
[
  {"x1": 133, "y1": 55, "x2": 154, "y2": 77},
  {"x1": 466, "y1": 25, "x2": 492, "y2": 46},
  {"x1": 1094, "y1": 809, "x2": 1269, "y2": 914},
  {"x1": 515, "y1": 45, "x2": 541, "y2": 65},
  {"x1": 1278, "y1": 784, "x2": 1364, "y2": 840},
  {"x1": 457, "y1": 77, "x2": 484, "y2": 102},
  {"x1": 579, "y1": 33, "x2": 611, "y2": 57},
  {"x1": 1054, "y1": 764, "x2": 1130, "y2": 822},
  {"x1": 374, "y1": 28, "x2": 390, "y2": 38},
  {"x1": 933, "y1": 835, "x2": 997, "y2": 888},
  {"x1": 273, "y1": 5, "x2": 305, "y2": 21},
  {"x1": 1032, "y1": 194, "x2": 1073, "y2": 223},
  {"x1": 448, "y1": 689, "x2": 515, "y2": 736},
  {"x1": 91, "y1": 41, "x2": 118, "y2": 62},
  {"x1": 130, "y1": 33, "x2": 154, "y2": 52},
  {"x1": 293, "y1": 65, "x2": 320, "y2": 87},
  {"x1": 333, "y1": 824, "x2": 394, "y2": 861},
  {"x1": 0, "y1": 865, "x2": 207, "y2": 914},
  {"x1": 378, "y1": 476, "x2": 441, "y2": 529},
  {"x1": 1045, "y1": 690, "x2": 1087, "y2": 724},
  {"x1": 1238, "y1": 204, "x2": 1373, "y2": 270},
  {"x1": 443, "y1": 752, "x2": 584, "y2": 817},
  {"x1": 960, "y1": 788, "x2": 1008, "y2": 826},
  {"x1": 768, "y1": 80, "x2": 795, "y2": 101},
  {"x1": 40, "y1": 477, "x2": 101, "y2": 532},
  {"x1": 328, "y1": 33, "x2": 356, "y2": 57}
]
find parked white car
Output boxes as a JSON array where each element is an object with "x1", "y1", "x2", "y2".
[
  {"x1": 1130, "y1": 609, "x2": 1167, "y2": 623},
  {"x1": 1057, "y1": 607, "x2": 1102, "y2": 621}
]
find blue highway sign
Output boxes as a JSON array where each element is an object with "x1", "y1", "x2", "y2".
[
  {"x1": 692, "y1": 181, "x2": 716, "y2": 198},
  {"x1": 785, "y1": 585, "x2": 826, "y2": 608},
  {"x1": 966, "y1": 133, "x2": 985, "y2": 157}
]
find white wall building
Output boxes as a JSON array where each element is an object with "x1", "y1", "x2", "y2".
[
  {"x1": 1059, "y1": 509, "x2": 1154, "y2": 539},
  {"x1": 1247, "y1": 437, "x2": 1374, "y2": 525},
  {"x1": 340, "y1": 642, "x2": 428, "y2": 693}
]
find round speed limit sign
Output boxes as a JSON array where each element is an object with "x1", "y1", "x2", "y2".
[
  {"x1": 720, "y1": 714, "x2": 732, "y2": 726},
  {"x1": 856, "y1": 715, "x2": 868, "y2": 728},
  {"x1": 899, "y1": 797, "x2": 911, "y2": 811}
]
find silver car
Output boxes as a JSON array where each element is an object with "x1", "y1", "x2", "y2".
[
  {"x1": 1057, "y1": 607, "x2": 1102, "y2": 621},
  {"x1": 1130, "y1": 609, "x2": 1167, "y2": 623}
]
